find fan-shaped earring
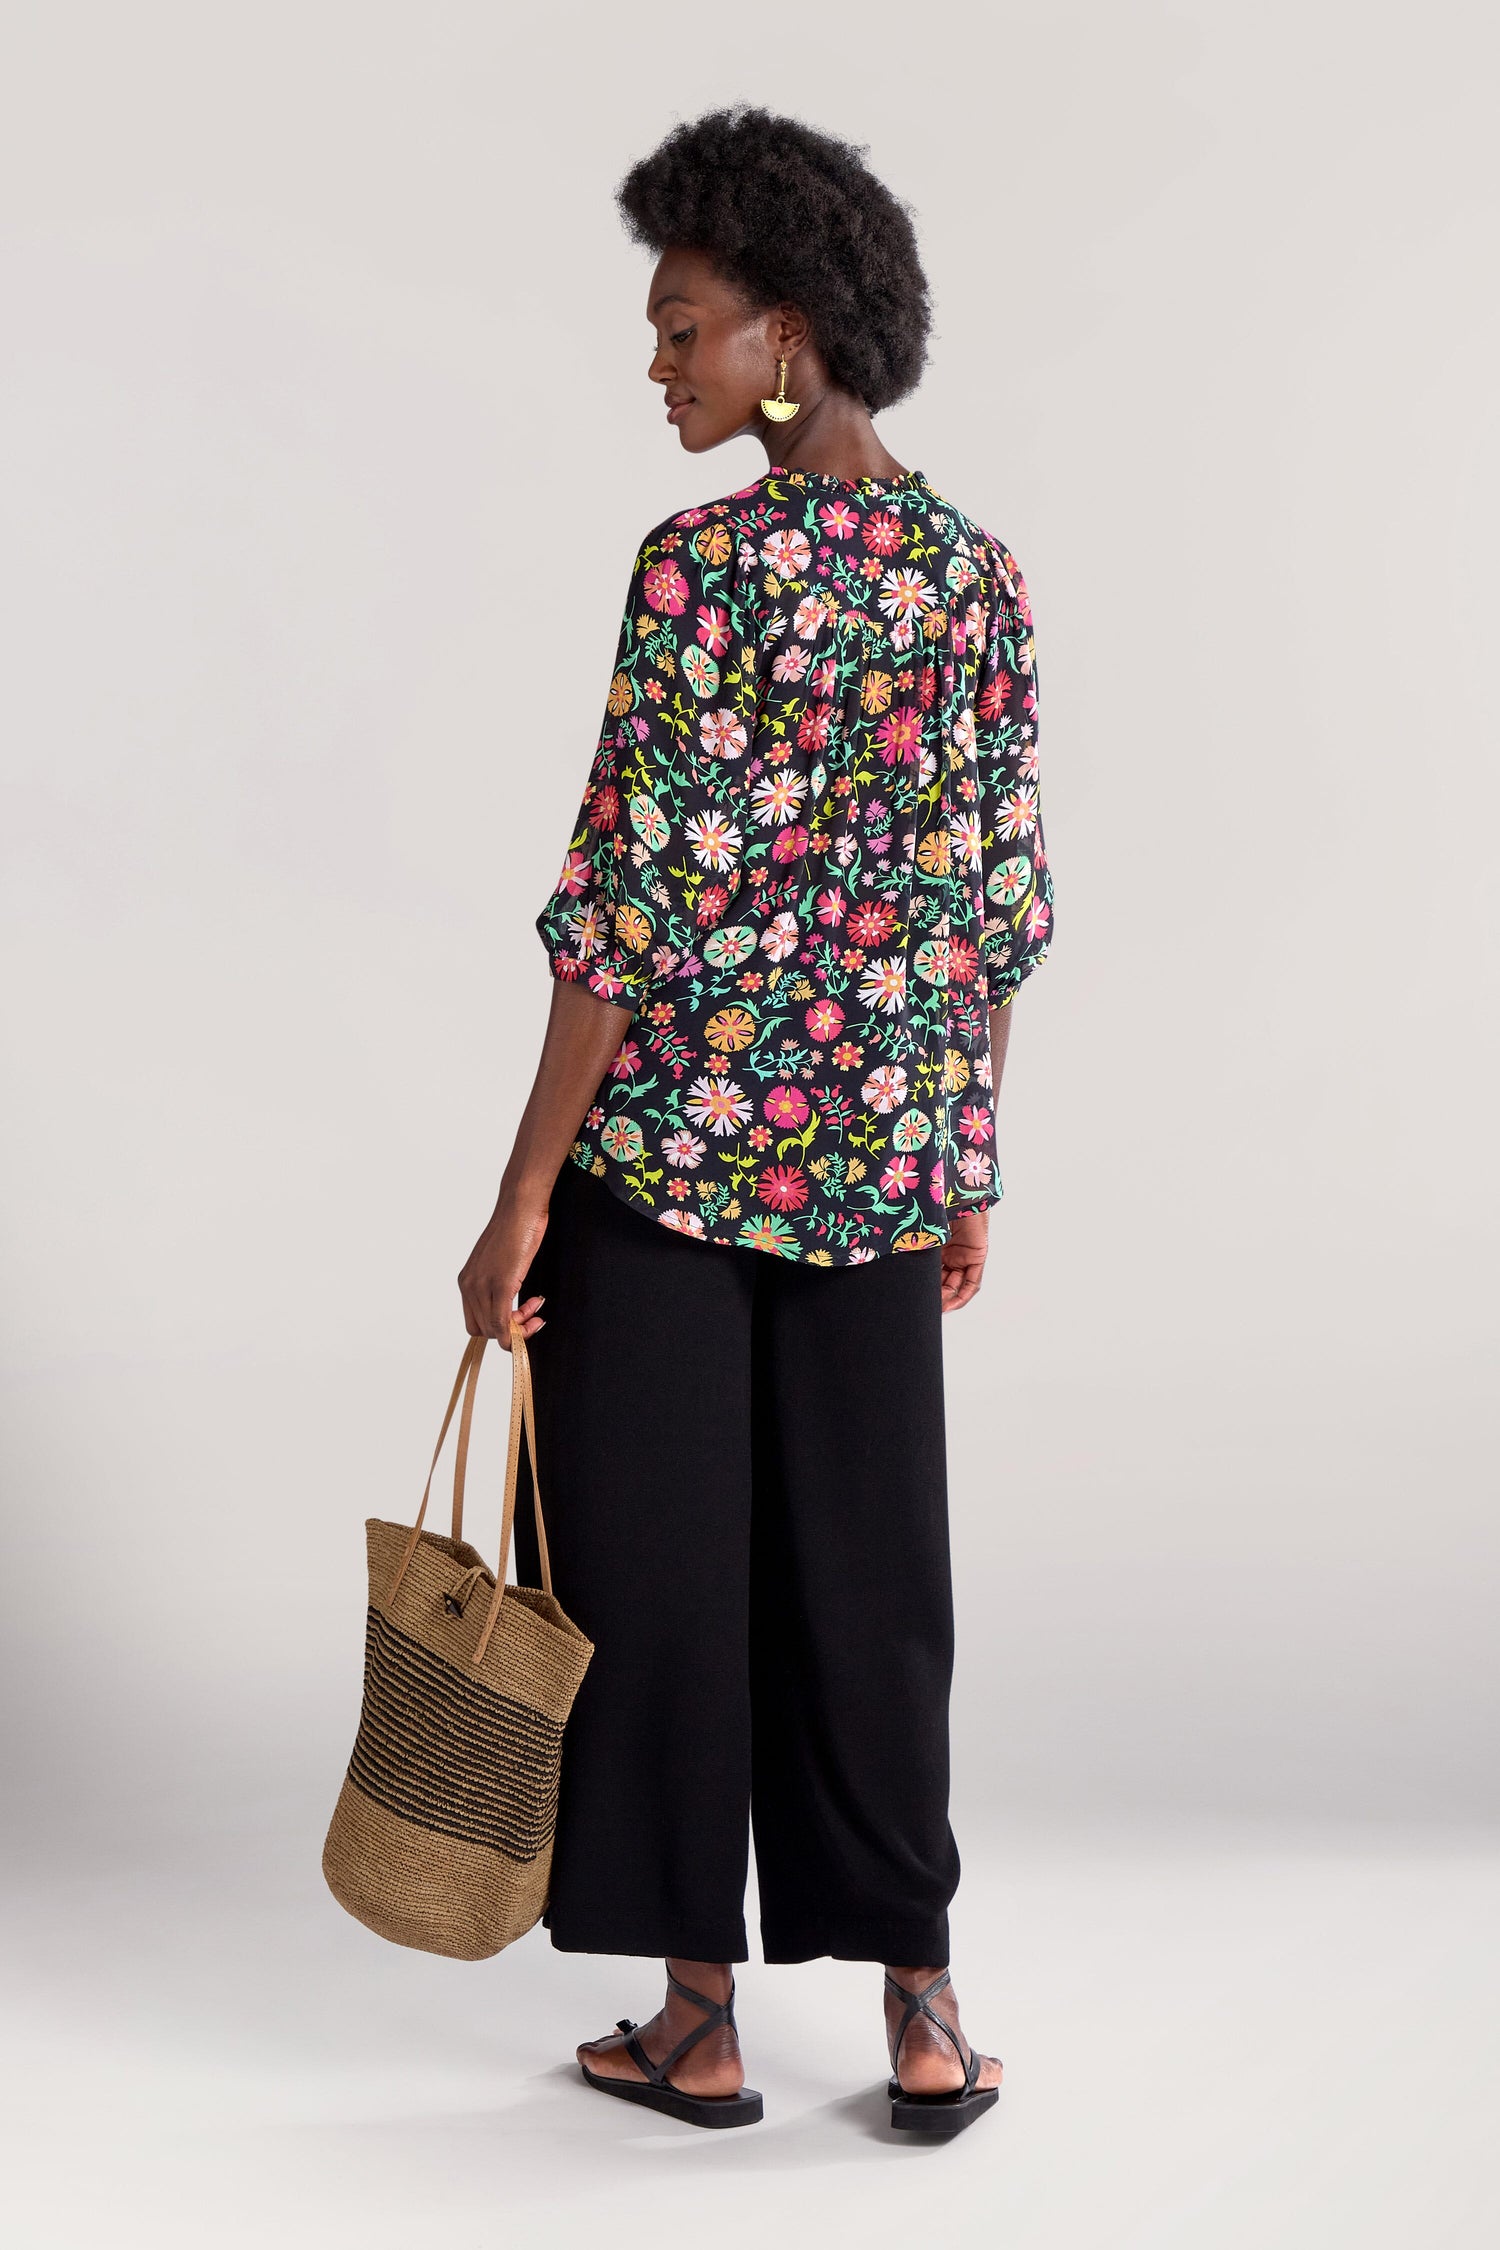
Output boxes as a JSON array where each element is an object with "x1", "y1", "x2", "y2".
[{"x1": 760, "y1": 357, "x2": 800, "y2": 423}]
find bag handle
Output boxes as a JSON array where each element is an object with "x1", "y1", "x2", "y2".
[
  {"x1": 385, "y1": 1324, "x2": 553, "y2": 1632},
  {"x1": 473, "y1": 1319, "x2": 549, "y2": 1662}
]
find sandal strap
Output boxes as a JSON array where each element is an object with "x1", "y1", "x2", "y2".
[
  {"x1": 614, "y1": 2018, "x2": 667, "y2": 2087},
  {"x1": 611, "y1": 1972, "x2": 738, "y2": 2090},
  {"x1": 884, "y1": 1969, "x2": 977, "y2": 2089},
  {"x1": 654, "y1": 1971, "x2": 736, "y2": 2079},
  {"x1": 666, "y1": 1970, "x2": 736, "y2": 2026}
]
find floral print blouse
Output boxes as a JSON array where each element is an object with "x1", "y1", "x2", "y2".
[{"x1": 535, "y1": 465, "x2": 1053, "y2": 1265}]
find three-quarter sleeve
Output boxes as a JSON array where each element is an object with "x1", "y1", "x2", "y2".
[
  {"x1": 535, "y1": 514, "x2": 745, "y2": 1006},
  {"x1": 974, "y1": 545, "x2": 1053, "y2": 1006}
]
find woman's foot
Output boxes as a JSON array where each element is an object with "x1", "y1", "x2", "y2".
[
  {"x1": 883, "y1": 1964, "x2": 1004, "y2": 2095},
  {"x1": 576, "y1": 1958, "x2": 745, "y2": 2097}
]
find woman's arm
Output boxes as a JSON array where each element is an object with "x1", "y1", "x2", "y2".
[
  {"x1": 458, "y1": 978, "x2": 635, "y2": 1347},
  {"x1": 940, "y1": 999, "x2": 1017, "y2": 1315}
]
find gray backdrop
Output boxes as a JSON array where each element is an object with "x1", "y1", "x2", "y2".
[
  {"x1": 1, "y1": 4, "x2": 1496, "y2": 2240},
  {"x1": 5, "y1": 0, "x2": 1494, "y2": 1836}
]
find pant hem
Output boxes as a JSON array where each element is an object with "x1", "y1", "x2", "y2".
[
  {"x1": 546, "y1": 1925, "x2": 752, "y2": 1964},
  {"x1": 759, "y1": 1919, "x2": 952, "y2": 1967}
]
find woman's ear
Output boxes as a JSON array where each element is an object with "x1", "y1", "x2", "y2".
[{"x1": 774, "y1": 303, "x2": 812, "y2": 360}]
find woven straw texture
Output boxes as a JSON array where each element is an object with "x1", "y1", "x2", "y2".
[{"x1": 322, "y1": 1334, "x2": 593, "y2": 1961}]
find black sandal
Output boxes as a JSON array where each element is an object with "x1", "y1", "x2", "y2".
[
  {"x1": 885, "y1": 1969, "x2": 1001, "y2": 2136},
  {"x1": 579, "y1": 1968, "x2": 764, "y2": 2129}
]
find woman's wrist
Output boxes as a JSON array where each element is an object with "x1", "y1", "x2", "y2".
[{"x1": 496, "y1": 1161, "x2": 557, "y2": 1220}]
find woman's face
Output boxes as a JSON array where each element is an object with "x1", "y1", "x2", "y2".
[{"x1": 646, "y1": 247, "x2": 800, "y2": 455}]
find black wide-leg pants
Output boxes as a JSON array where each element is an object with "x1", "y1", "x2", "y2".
[{"x1": 511, "y1": 1160, "x2": 961, "y2": 1966}]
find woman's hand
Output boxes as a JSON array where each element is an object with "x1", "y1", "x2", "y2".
[
  {"x1": 458, "y1": 1188, "x2": 549, "y2": 1349},
  {"x1": 940, "y1": 1210, "x2": 990, "y2": 1313}
]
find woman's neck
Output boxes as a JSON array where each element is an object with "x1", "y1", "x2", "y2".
[{"x1": 758, "y1": 389, "x2": 906, "y2": 484}]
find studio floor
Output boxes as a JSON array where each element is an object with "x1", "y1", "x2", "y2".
[{"x1": 2, "y1": 1808, "x2": 1494, "y2": 2249}]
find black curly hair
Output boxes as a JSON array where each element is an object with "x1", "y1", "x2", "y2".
[{"x1": 617, "y1": 107, "x2": 930, "y2": 414}]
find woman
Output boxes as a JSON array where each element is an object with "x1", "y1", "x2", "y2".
[{"x1": 459, "y1": 107, "x2": 1053, "y2": 2136}]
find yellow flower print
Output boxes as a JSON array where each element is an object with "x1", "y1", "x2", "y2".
[
  {"x1": 941, "y1": 1048, "x2": 971, "y2": 1095},
  {"x1": 607, "y1": 670, "x2": 633, "y2": 717},
  {"x1": 705, "y1": 1005, "x2": 757, "y2": 1052},
  {"x1": 916, "y1": 830, "x2": 952, "y2": 877},
  {"x1": 862, "y1": 670, "x2": 894, "y2": 716},
  {"x1": 695, "y1": 523, "x2": 732, "y2": 567},
  {"x1": 614, "y1": 901, "x2": 654, "y2": 954}
]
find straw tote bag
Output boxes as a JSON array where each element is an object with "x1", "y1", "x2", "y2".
[{"x1": 322, "y1": 1326, "x2": 593, "y2": 1960}]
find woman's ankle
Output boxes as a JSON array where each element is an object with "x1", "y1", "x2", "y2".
[{"x1": 666, "y1": 1956, "x2": 734, "y2": 2002}]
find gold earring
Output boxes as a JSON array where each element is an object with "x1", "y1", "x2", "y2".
[{"x1": 760, "y1": 357, "x2": 800, "y2": 423}]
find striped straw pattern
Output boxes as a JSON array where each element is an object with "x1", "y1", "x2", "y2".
[{"x1": 346, "y1": 1606, "x2": 564, "y2": 1863}]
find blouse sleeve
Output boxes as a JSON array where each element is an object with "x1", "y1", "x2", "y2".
[
  {"x1": 534, "y1": 516, "x2": 743, "y2": 1006},
  {"x1": 974, "y1": 545, "x2": 1054, "y2": 1007}
]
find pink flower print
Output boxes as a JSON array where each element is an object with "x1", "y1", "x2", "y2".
[
  {"x1": 760, "y1": 911, "x2": 801, "y2": 961},
  {"x1": 958, "y1": 1103, "x2": 994, "y2": 1144},
  {"x1": 806, "y1": 998, "x2": 845, "y2": 1042},
  {"x1": 696, "y1": 603, "x2": 732, "y2": 654},
  {"x1": 556, "y1": 847, "x2": 592, "y2": 897},
  {"x1": 796, "y1": 703, "x2": 832, "y2": 751},
  {"x1": 643, "y1": 560, "x2": 689, "y2": 615},
  {"x1": 880, "y1": 1153, "x2": 919, "y2": 1197},
  {"x1": 764, "y1": 1084, "x2": 811, "y2": 1130},
  {"x1": 661, "y1": 1128, "x2": 707, "y2": 1170},
  {"x1": 861, "y1": 1063, "x2": 908, "y2": 1113},
  {"x1": 875, "y1": 706, "x2": 922, "y2": 766},
  {"x1": 818, "y1": 500, "x2": 859, "y2": 539},
  {"x1": 946, "y1": 936, "x2": 980, "y2": 987},
  {"x1": 762, "y1": 528, "x2": 812, "y2": 581},
  {"x1": 699, "y1": 708, "x2": 749, "y2": 760},
  {"x1": 658, "y1": 1207, "x2": 707, "y2": 1238},
  {"x1": 814, "y1": 888, "x2": 848, "y2": 927}
]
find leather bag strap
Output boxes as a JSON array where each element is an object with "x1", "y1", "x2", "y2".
[
  {"x1": 473, "y1": 1320, "x2": 547, "y2": 1661},
  {"x1": 386, "y1": 1335, "x2": 483, "y2": 1601},
  {"x1": 385, "y1": 1326, "x2": 552, "y2": 1627}
]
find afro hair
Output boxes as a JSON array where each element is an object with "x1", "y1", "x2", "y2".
[{"x1": 617, "y1": 106, "x2": 930, "y2": 414}]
